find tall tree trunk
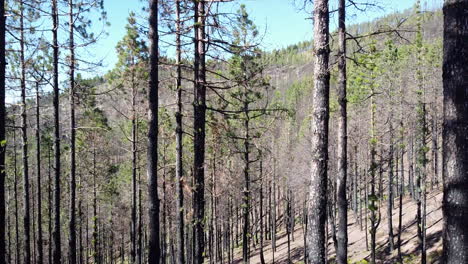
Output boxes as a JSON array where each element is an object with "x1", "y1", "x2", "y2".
[
  {"x1": 162, "y1": 143, "x2": 167, "y2": 264},
  {"x1": 271, "y1": 151, "x2": 276, "y2": 256},
  {"x1": 19, "y1": 2, "x2": 32, "y2": 262},
  {"x1": 131, "y1": 65, "x2": 137, "y2": 264},
  {"x1": 369, "y1": 92, "x2": 379, "y2": 264},
  {"x1": 415, "y1": 4, "x2": 427, "y2": 262},
  {"x1": 68, "y1": 1, "x2": 77, "y2": 263},
  {"x1": 0, "y1": 0, "x2": 5, "y2": 261},
  {"x1": 397, "y1": 94, "x2": 405, "y2": 262},
  {"x1": 51, "y1": 1, "x2": 62, "y2": 263},
  {"x1": 13, "y1": 129, "x2": 20, "y2": 264},
  {"x1": 336, "y1": 0, "x2": 348, "y2": 262},
  {"x1": 138, "y1": 168, "x2": 143, "y2": 264},
  {"x1": 147, "y1": 0, "x2": 161, "y2": 263},
  {"x1": 259, "y1": 158, "x2": 265, "y2": 264},
  {"x1": 307, "y1": 0, "x2": 330, "y2": 262},
  {"x1": 35, "y1": 82, "x2": 43, "y2": 264},
  {"x1": 47, "y1": 148, "x2": 52, "y2": 264},
  {"x1": 92, "y1": 149, "x2": 98, "y2": 264},
  {"x1": 442, "y1": 1, "x2": 468, "y2": 263},
  {"x1": 388, "y1": 123, "x2": 395, "y2": 252},
  {"x1": 193, "y1": 0, "x2": 207, "y2": 262},
  {"x1": 242, "y1": 101, "x2": 250, "y2": 264},
  {"x1": 431, "y1": 116, "x2": 438, "y2": 188},
  {"x1": 174, "y1": 1, "x2": 185, "y2": 263}
]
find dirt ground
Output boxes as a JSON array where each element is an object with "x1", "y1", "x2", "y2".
[{"x1": 232, "y1": 189, "x2": 443, "y2": 264}]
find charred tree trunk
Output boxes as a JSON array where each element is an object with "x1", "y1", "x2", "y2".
[
  {"x1": 192, "y1": 0, "x2": 207, "y2": 262},
  {"x1": 131, "y1": 63, "x2": 138, "y2": 264},
  {"x1": 175, "y1": 1, "x2": 185, "y2": 263},
  {"x1": 147, "y1": 0, "x2": 161, "y2": 263},
  {"x1": 14, "y1": 129, "x2": 20, "y2": 264},
  {"x1": 336, "y1": 0, "x2": 348, "y2": 262},
  {"x1": 388, "y1": 123, "x2": 395, "y2": 252},
  {"x1": 442, "y1": 1, "x2": 468, "y2": 263},
  {"x1": 19, "y1": 2, "x2": 32, "y2": 262},
  {"x1": 306, "y1": 0, "x2": 330, "y2": 262},
  {"x1": 51, "y1": 1, "x2": 62, "y2": 263},
  {"x1": 68, "y1": 1, "x2": 77, "y2": 263},
  {"x1": 259, "y1": 158, "x2": 265, "y2": 264},
  {"x1": 35, "y1": 82, "x2": 43, "y2": 264},
  {"x1": 0, "y1": 0, "x2": 5, "y2": 261}
]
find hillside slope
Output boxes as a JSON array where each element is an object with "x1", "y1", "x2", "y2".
[{"x1": 234, "y1": 189, "x2": 443, "y2": 264}]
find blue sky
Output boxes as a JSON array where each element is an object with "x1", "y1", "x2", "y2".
[
  {"x1": 92, "y1": 0, "x2": 428, "y2": 75},
  {"x1": 84, "y1": 0, "x2": 441, "y2": 76},
  {"x1": 6, "y1": 0, "x2": 442, "y2": 103}
]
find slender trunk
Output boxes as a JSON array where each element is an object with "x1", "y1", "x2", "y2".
[
  {"x1": 68, "y1": 1, "x2": 77, "y2": 263},
  {"x1": 35, "y1": 82, "x2": 43, "y2": 264},
  {"x1": 78, "y1": 193, "x2": 83, "y2": 264},
  {"x1": 307, "y1": 1, "x2": 330, "y2": 262},
  {"x1": 47, "y1": 148, "x2": 51, "y2": 264},
  {"x1": 242, "y1": 102, "x2": 250, "y2": 264},
  {"x1": 162, "y1": 143, "x2": 167, "y2": 264},
  {"x1": 131, "y1": 66, "x2": 137, "y2": 264},
  {"x1": 51, "y1": 1, "x2": 62, "y2": 263},
  {"x1": 174, "y1": 1, "x2": 185, "y2": 263},
  {"x1": 271, "y1": 154, "x2": 276, "y2": 254},
  {"x1": 13, "y1": 130, "x2": 20, "y2": 264},
  {"x1": 397, "y1": 85, "x2": 405, "y2": 262},
  {"x1": 431, "y1": 116, "x2": 438, "y2": 188},
  {"x1": 388, "y1": 124, "x2": 395, "y2": 251},
  {"x1": 259, "y1": 159, "x2": 265, "y2": 264},
  {"x1": 415, "y1": 5, "x2": 427, "y2": 262},
  {"x1": 0, "y1": 0, "x2": 5, "y2": 259},
  {"x1": 336, "y1": 0, "x2": 348, "y2": 262},
  {"x1": 148, "y1": 1, "x2": 161, "y2": 263},
  {"x1": 193, "y1": 0, "x2": 207, "y2": 262},
  {"x1": 138, "y1": 168, "x2": 142, "y2": 264},
  {"x1": 409, "y1": 136, "x2": 415, "y2": 199},
  {"x1": 364, "y1": 169, "x2": 368, "y2": 251},
  {"x1": 92, "y1": 149, "x2": 98, "y2": 264},
  {"x1": 303, "y1": 199, "x2": 308, "y2": 264},
  {"x1": 19, "y1": 2, "x2": 32, "y2": 262},
  {"x1": 287, "y1": 190, "x2": 292, "y2": 264},
  {"x1": 369, "y1": 90, "x2": 379, "y2": 264}
]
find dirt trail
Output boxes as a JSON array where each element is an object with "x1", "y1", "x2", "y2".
[{"x1": 233, "y1": 189, "x2": 443, "y2": 264}]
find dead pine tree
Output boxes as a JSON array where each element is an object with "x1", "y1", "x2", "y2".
[
  {"x1": 442, "y1": 0, "x2": 468, "y2": 263},
  {"x1": 306, "y1": 0, "x2": 330, "y2": 262},
  {"x1": 147, "y1": 0, "x2": 161, "y2": 263}
]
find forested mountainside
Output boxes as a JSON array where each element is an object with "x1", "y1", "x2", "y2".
[{"x1": 2, "y1": 0, "x2": 465, "y2": 263}]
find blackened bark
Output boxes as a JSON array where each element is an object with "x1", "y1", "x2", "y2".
[
  {"x1": 19, "y1": 2, "x2": 32, "y2": 262},
  {"x1": 336, "y1": 0, "x2": 347, "y2": 262},
  {"x1": 369, "y1": 93, "x2": 378, "y2": 264},
  {"x1": 14, "y1": 130, "x2": 20, "y2": 264},
  {"x1": 51, "y1": 1, "x2": 62, "y2": 263},
  {"x1": 147, "y1": 0, "x2": 161, "y2": 263},
  {"x1": 175, "y1": 1, "x2": 185, "y2": 263},
  {"x1": 48, "y1": 148, "x2": 52, "y2": 264},
  {"x1": 193, "y1": 0, "x2": 207, "y2": 263},
  {"x1": 92, "y1": 149, "x2": 98, "y2": 264},
  {"x1": 242, "y1": 101, "x2": 250, "y2": 264},
  {"x1": 442, "y1": 1, "x2": 468, "y2": 263},
  {"x1": 131, "y1": 58, "x2": 137, "y2": 264},
  {"x1": 35, "y1": 82, "x2": 43, "y2": 264},
  {"x1": 388, "y1": 123, "x2": 394, "y2": 252},
  {"x1": 0, "y1": 0, "x2": 5, "y2": 261},
  {"x1": 307, "y1": 0, "x2": 330, "y2": 262},
  {"x1": 259, "y1": 159, "x2": 265, "y2": 264},
  {"x1": 68, "y1": 1, "x2": 77, "y2": 263}
]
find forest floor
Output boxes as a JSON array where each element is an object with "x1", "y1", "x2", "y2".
[{"x1": 233, "y1": 188, "x2": 443, "y2": 264}]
